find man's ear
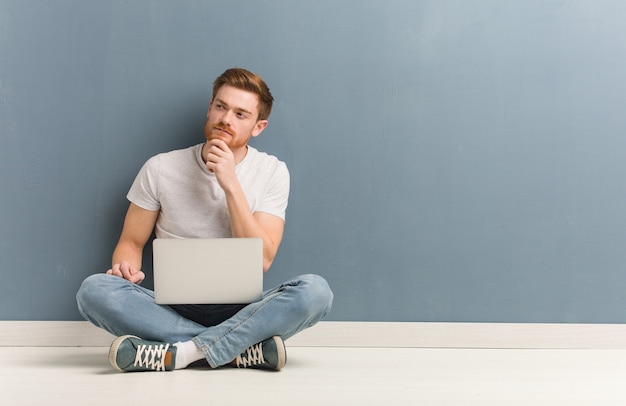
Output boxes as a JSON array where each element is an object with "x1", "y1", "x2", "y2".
[{"x1": 251, "y1": 120, "x2": 269, "y2": 137}]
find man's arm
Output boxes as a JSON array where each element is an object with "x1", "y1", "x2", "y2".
[
  {"x1": 228, "y1": 189, "x2": 285, "y2": 272},
  {"x1": 206, "y1": 139, "x2": 284, "y2": 271},
  {"x1": 106, "y1": 202, "x2": 159, "y2": 283}
]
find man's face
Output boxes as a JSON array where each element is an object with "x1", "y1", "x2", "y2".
[{"x1": 204, "y1": 85, "x2": 267, "y2": 151}]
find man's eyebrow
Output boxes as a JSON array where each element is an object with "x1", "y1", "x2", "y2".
[{"x1": 214, "y1": 98, "x2": 253, "y2": 115}]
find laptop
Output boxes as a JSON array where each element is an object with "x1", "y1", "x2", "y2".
[{"x1": 152, "y1": 238, "x2": 263, "y2": 305}]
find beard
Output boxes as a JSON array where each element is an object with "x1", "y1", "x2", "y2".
[
  {"x1": 205, "y1": 121, "x2": 235, "y2": 141},
  {"x1": 203, "y1": 120, "x2": 251, "y2": 151}
]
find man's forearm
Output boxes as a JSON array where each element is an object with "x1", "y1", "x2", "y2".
[
  {"x1": 112, "y1": 241, "x2": 144, "y2": 271},
  {"x1": 224, "y1": 184, "x2": 278, "y2": 271}
]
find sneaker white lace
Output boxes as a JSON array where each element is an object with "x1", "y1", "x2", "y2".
[
  {"x1": 134, "y1": 342, "x2": 171, "y2": 371},
  {"x1": 235, "y1": 336, "x2": 286, "y2": 370},
  {"x1": 235, "y1": 342, "x2": 265, "y2": 368},
  {"x1": 109, "y1": 335, "x2": 177, "y2": 372}
]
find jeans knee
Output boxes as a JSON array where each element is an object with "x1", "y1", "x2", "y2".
[
  {"x1": 297, "y1": 274, "x2": 334, "y2": 319},
  {"x1": 76, "y1": 273, "x2": 120, "y2": 318},
  {"x1": 76, "y1": 274, "x2": 103, "y2": 315}
]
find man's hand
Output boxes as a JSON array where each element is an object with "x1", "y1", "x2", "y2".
[
  {"x1": 106, "y1": 261, "x2": 145, "y2": 284},
  {"x1": 205, "y1": 139, "x2": 238, "y2": 191}
]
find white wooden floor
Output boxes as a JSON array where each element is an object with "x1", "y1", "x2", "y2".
[{"x1": 4, "y1": 345, "x2": 626, "y2": 405}]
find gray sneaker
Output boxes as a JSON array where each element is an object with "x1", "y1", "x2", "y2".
[
  {"x1": 235, "y1": 336, "x2": 286, "y2": 371},
  {"x1": 109, "y1": 335, "x2": 176, "y2": 372}
]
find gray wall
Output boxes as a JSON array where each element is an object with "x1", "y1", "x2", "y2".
[{"x1": 2, "y1": 1, "x2": 626, "y2": 322}]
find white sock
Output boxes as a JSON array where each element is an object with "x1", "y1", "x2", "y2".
[{"x1": 173, "y1": 340, "x2": 205, "y2": 369}]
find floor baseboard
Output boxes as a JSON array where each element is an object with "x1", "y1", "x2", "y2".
[{"x1": 3, "y1": 321, "x2": 626, "y2": 348}]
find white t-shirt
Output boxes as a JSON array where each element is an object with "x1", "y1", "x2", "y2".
[{"x1": 127, "y1": 143, "x2": 290, "y2": 239}]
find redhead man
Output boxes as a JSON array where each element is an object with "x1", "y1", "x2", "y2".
[{"x1": 76, "y1": 68, "x2": 333, "y2": 372}]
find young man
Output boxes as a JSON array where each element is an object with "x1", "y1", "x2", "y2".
[{"x1": 76, "y1": 68, "x2": 333, "y2": 372}]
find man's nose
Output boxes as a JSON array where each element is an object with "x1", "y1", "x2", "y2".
[{"x1": 219, "y1": 109, "x2": 235, "y2": 126}]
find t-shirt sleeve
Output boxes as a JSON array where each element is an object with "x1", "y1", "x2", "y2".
[
  {"x1": 126, "y1": 155, "x2": 161, "y2": 211},
  {"x1": 256, "y1": 162, "x2": 290, "y2": 220}
]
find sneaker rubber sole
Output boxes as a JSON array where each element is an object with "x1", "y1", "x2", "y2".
[
  {"x1": 272, "y1": 336, "x2": 287, "y2": 370},
  {"x1": 109, "y1": 334, "x2": 139, "y2": 372}
]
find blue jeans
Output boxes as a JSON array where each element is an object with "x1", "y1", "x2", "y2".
[{"x1": 76, "y1": 273, "x2": 333, "y2": 368}]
